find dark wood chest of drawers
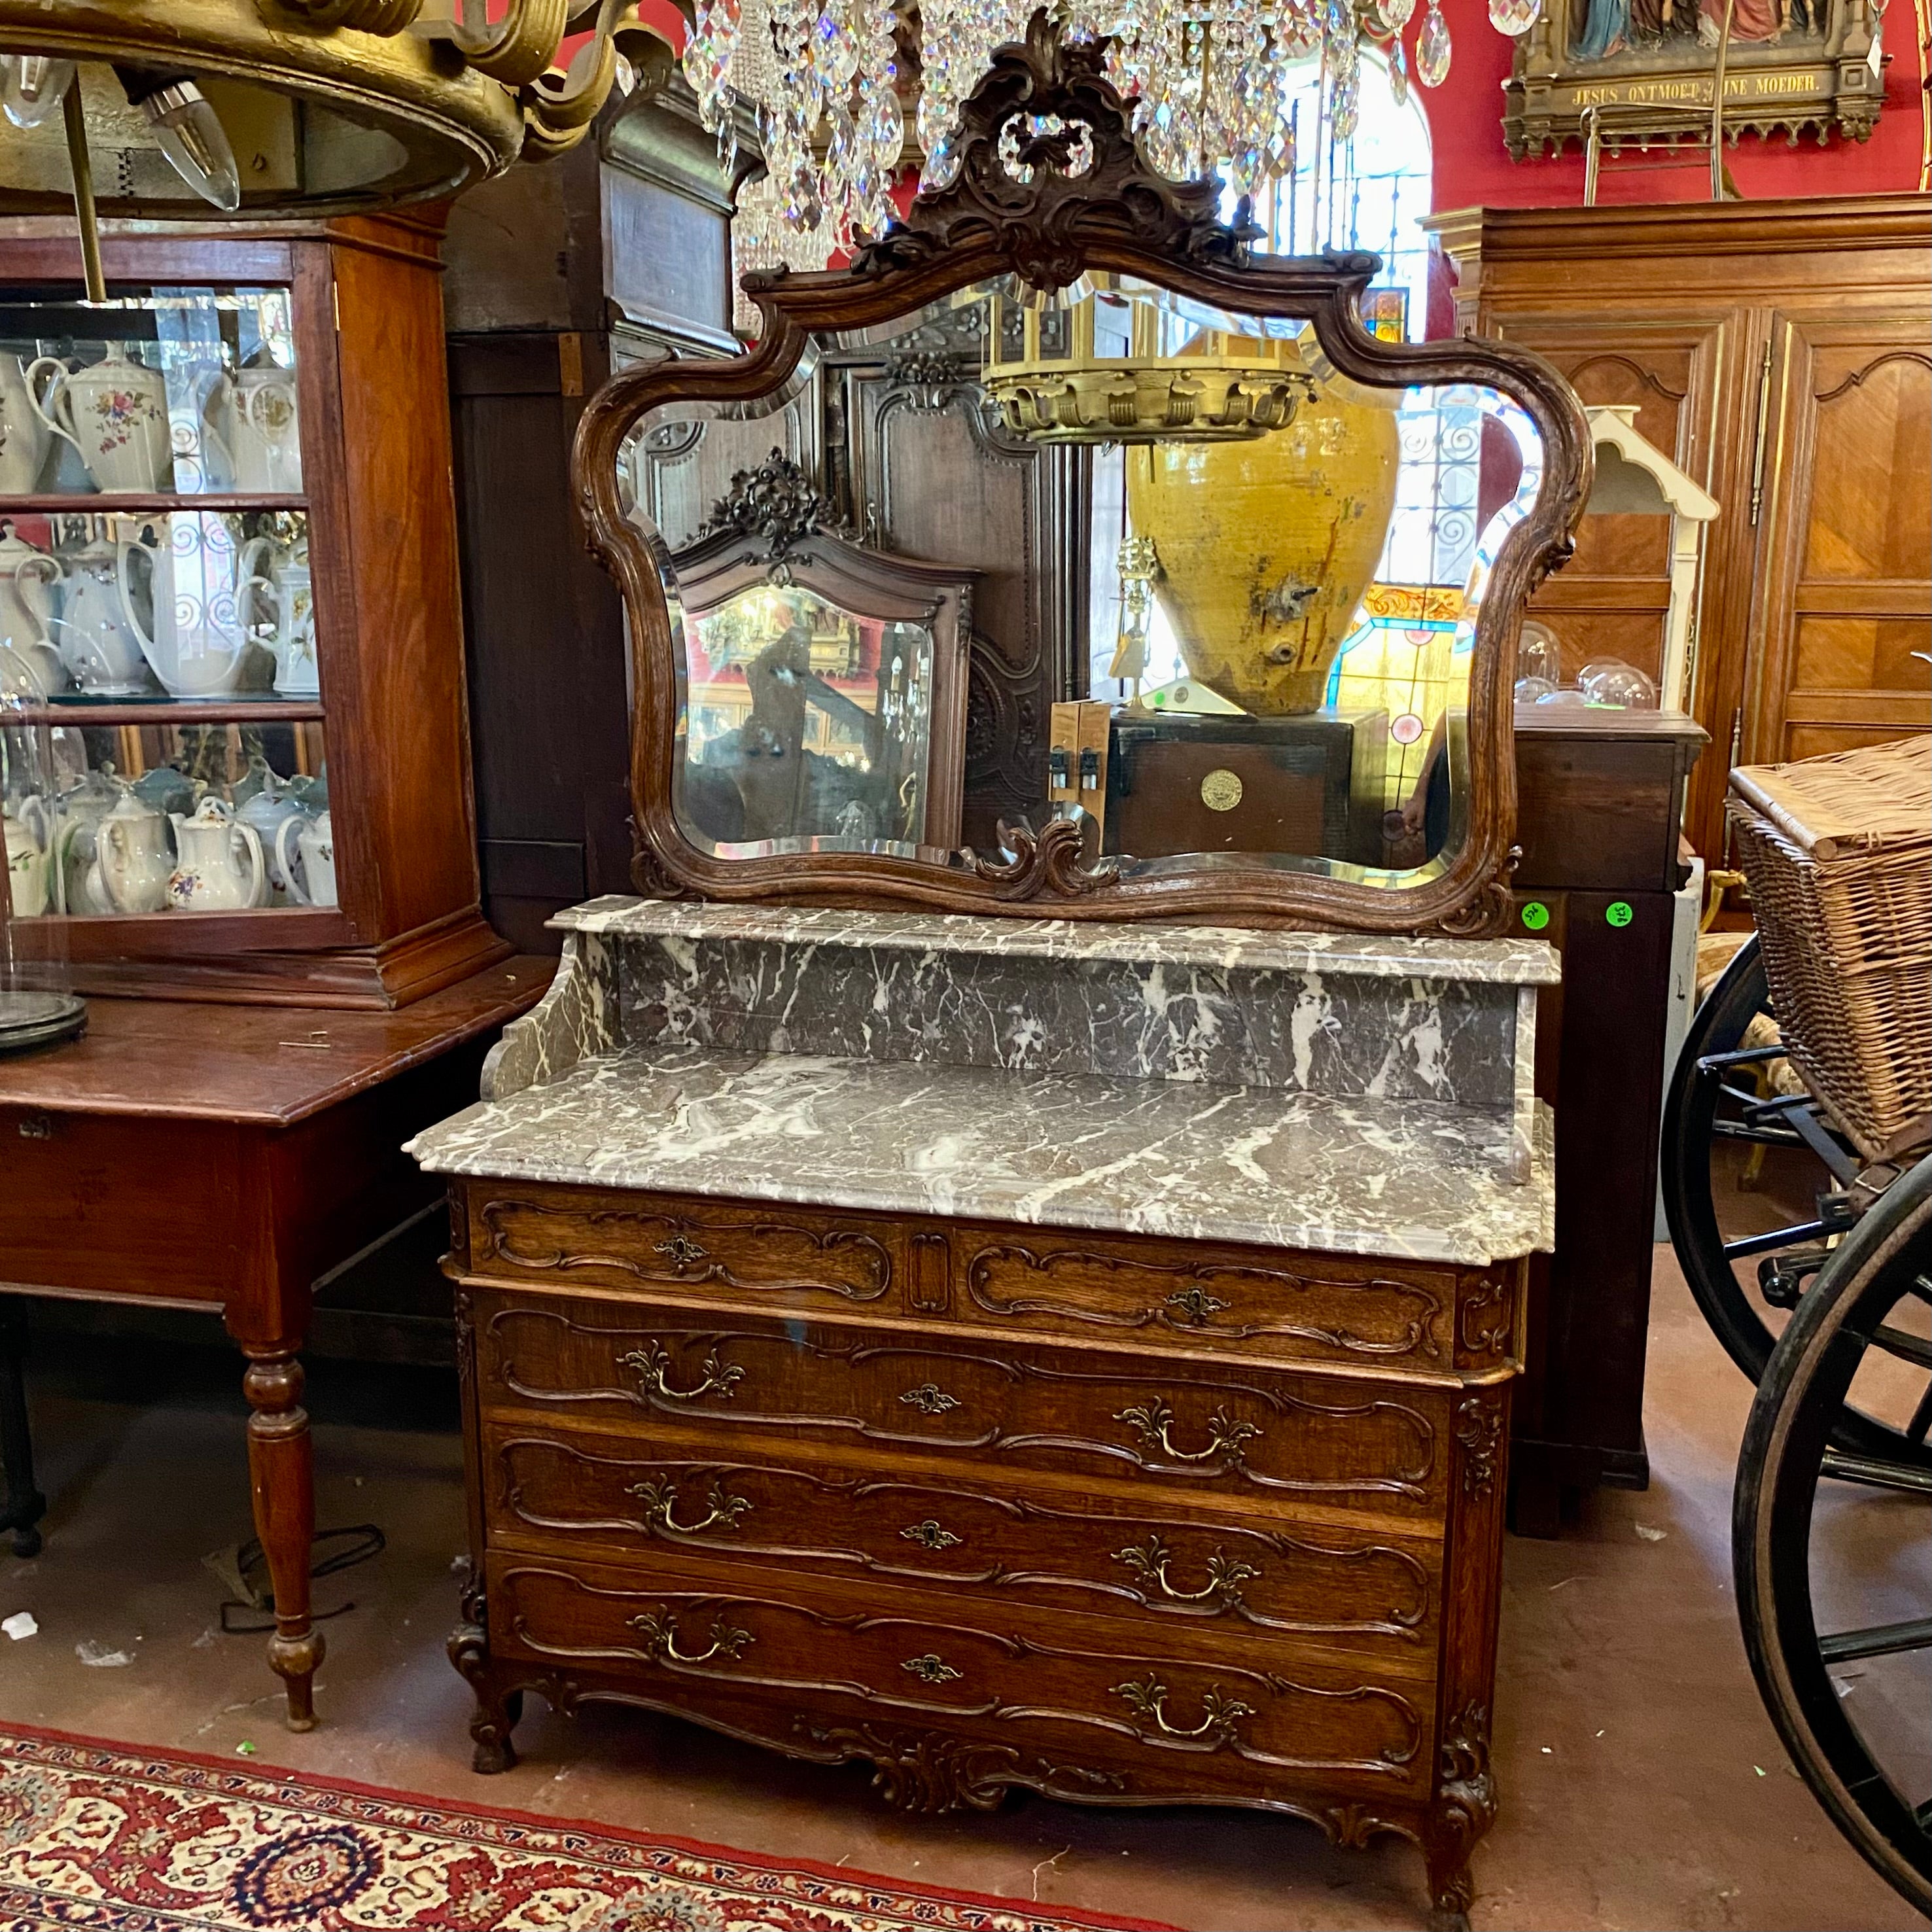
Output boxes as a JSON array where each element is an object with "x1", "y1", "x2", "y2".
[{"x1": 445, "y1": 1175, "x2": 1522, "y2": 1924}]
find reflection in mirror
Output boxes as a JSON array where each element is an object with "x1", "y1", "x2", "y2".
[{"x1": 618, "y1": 275, "x2": 1543, "y2": 886}]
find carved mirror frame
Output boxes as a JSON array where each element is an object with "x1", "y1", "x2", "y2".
[
  {"x1": 574, "y1": 13, "x2": 1594, "y2": 936},
  {"x1": 668, "y1": 480, "x2": 978, "y2": 849}
]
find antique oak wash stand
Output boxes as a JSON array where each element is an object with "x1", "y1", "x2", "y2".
[
  {"x1": 413, "y1": 906, "x2": 1557, "y2": 1925},
  {"x1": 0, "y1": 960, "x2": 549, "y2": 1725}
]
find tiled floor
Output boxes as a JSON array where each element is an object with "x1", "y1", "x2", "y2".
[{"x1": 0, "y1": 1247, "x2": 1916, "y2": 1931}]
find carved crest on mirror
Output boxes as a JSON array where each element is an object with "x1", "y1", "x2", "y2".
[{"x1": 575, "y1": 10, "x2": 1594, "y2": 936}]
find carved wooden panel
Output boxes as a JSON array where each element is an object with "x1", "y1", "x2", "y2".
[
  {"x1": 1746, "y1": 315, "x2": 1932, "y2": 769},
  {"x1": 472, "y1": 1193, "x2": 896, "y2": 1310},
  {"x1": 957, "y1": 1237, "x2": 1454, "y2": 1368},
  {"x1": 485, "y1": 1552, "x2": 1434, "y2": 1793},
  {"x1": 485, "y1": 1426, "x2": 1441, "y2": 1643},
  {"x1": 626, "y1": 387, "x2": 821, "y2": 553},
  {"x1": 474, "y1": 1294, "x2": 1447, "y2": 1510}
]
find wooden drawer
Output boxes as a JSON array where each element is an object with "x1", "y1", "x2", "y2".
[
  {"x1": 457, "y1": 1180, "x2": 1517, "y2": 1377},
  {"x1": 483, "y1": 1422, "x2": 1443, "y2": 1649},
  {"x1": 471, "y1": 1291, "x2": 1450, "y2": 1515},
  {"x1": 465, "y1": 1187, "x2": 900, "y2": 1316},
  {"x1": 953, "y1": 1230, "x2": 1477, "y2": 1371},
  {"x1": 483, "y1": 1549, "x2": 1435, "y2": 1801}
]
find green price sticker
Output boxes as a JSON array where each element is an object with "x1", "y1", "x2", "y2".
[
  {"x1": 1520, "y1": 902, "x2": 1551, "y2": 932},
  {"x1": 1606, "y1": 901, "x2": 1634, "y2": 928}
]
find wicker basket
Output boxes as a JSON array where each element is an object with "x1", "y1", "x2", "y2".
[{"x1": 1727, "y1": 735, "x2": 1931, "y2": 1163}]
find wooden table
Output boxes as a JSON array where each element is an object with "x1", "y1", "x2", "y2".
[{"x1": 0, "y1": 957, "x2": 553, "y2": 1728}]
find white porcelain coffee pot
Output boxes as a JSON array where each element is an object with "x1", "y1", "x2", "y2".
[
  {"x1": 96, "y1": 786, "x2": 175, "y2": 916},
  {"x1": 203, "y1": 365, "x2": 300, "y2": 494},
  {"x1": 0, "y1": 355, "x2": 53, "y2": 494},
  {"x1": 169, "y1": 796, "x2": 266, "y2": 911},
  {"x1": 275, "y1": 808, "x2": 336, "y2": 908},
  {"x1": 30, "y1": 346, "x2": 173, "y2": 495},
  {"x1": 0, "y1": 523, "x2": 63, "y2": 695},
  {"x1": 237, "y1": 533, "x2": 318, "y2": 697},
  {"x1": 50, "y1": 765, "x2": 121, "y2": 914},
  {"x1": 118, "y1": 519, "x2": 252, "y2": 698},
  {"x1": 48, "y1": 531, "x2": 152, "y2": 695}
]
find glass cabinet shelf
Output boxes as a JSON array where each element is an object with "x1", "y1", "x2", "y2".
[{"x1": 0, "y1": 285, "x2": 300, "y2": 500}]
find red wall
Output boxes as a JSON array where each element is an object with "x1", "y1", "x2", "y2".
[{"x1": 1415, "y1": 0, "x2": 1926, "y2": 207}]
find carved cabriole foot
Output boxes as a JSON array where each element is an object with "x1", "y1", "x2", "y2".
[
  {"x1": 448, "y1": 1602, "x2": 526, "y2": 1774},
  {"x1": 1423, "y1": 1700, "x2": 1495, "y2": 1932},
  {"x1": 240, "y1": 1348, "x2": 323, "y2": 1732}
]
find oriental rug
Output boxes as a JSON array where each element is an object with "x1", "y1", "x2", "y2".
[{"x1": 0, "y1": 1724, "x2": 1172, "y2": 1932}]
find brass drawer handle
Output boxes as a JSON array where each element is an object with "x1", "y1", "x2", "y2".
[
  {"x1": 1114, "y1": 1534, "x2": 1259, "y2": 1607},
  {"x1": 898, "y1": 1381, "x2": 961, "y2": 1415},
  {"x1": 1114, "y1": 1674, "x2": 1255, "y2": 1744},
  {"x1": 654, "y1": 1234, "x2": 709, "y2": 1272},
  {"x1": 1114, "y1": 1397, "x2": 1259, "y2": 1465},
  {"x1": 628, "y1": 1606, "x2": 754, "y2": 1666},
  {"x1": 620, "y1": 1341, "x2": 744, "y2": 1403},
  {"x1": 629, "y1": 1477, "x2": 752, "y2": 1536},
  {"x1": 900, "y1": 1519, "x2": 962, "y2": 1551},
  {"x1": 901, "y1": 1652, "x2": 962, "y2": 1685},
  {"x1": 1164, "y1": 1286, "x2": 1231, "y2": 1324}
]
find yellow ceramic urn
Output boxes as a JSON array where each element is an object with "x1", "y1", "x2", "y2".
[{"x1": 1127, "y1": 345, "x2": 1401, "y2": 716}]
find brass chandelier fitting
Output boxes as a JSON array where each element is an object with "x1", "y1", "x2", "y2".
[
  {"x1": 0, "y1": 0, "x2": 665, "y2": 288},
  {"x1": 979, "y1": 287, "x2": 1314, "y2": 446}
]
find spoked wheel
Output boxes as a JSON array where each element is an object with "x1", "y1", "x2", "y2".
[
  {"x1": 1734, "y1": 1151, "x2": 1932, "y2": 1918},
  {"x1": 1662, "y1": 935, "x2": 1926, "y2": 1465}
]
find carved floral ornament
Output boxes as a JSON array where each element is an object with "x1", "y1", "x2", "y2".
[{"x1": 574, "y1": 13, "x2": 1593, "y2": 935}]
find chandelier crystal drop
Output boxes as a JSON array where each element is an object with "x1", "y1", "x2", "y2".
[{"x1": 690, "y1": 0, "x2": 1476, "y2": 279}]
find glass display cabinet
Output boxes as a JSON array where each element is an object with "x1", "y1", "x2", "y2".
[{"x1": 0, "y1": 218, "x2": 505, "y2": 1006}]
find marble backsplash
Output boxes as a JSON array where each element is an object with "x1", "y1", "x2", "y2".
[{"x1": 614, "y1": 926, "x2": 1523, "y2": 1113}]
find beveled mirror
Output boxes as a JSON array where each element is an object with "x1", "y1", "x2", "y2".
[{"x1": 576, "y1": 14, "x2": 1592, "y2": 935}]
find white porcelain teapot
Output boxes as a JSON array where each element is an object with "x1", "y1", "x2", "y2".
[
  {"x1": 96, "y1": 786, "x2": 175, "y2": 916},
  {"x1": 275, "y1": 808, "x2": 336, "y2": 908},
  {"x1": 30, "y1": 346, "x2": 173, "y2": 495},
  {"x1": 0, "y1": 355, "x2": 52, "y2": 495},
  {"x1": 168, "y1": 796, "x2": 266, "y2": 911},
  {"x1": 48, "y1": 532, "x2": 152, "y2": 695}
]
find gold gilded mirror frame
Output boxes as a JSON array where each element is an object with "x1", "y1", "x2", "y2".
[{"x1": 573, "y1": 11, "x2": 1595, "y2": 936}]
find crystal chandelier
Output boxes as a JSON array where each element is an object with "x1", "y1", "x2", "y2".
[
  {"x1": 685, "y1": 0, "x2": 1545, "y2": 270},
  {"x1": 0, "y1": 2, "x2": 662, "y2": 295}
]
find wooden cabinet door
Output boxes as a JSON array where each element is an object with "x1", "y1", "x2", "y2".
[{"x1": 1742, "y1": 313, "x2": 1932, "y2": 779}]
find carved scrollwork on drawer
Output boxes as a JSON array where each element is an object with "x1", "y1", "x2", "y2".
[
  {"x1": 476, "y1": 1196, "x2": 893, "y2": 1302},
  {"x1": 963, "y1": 1242, "x2": 1447, "y2": 1363},
  {"x1": 1457, "y1": 1274, "x2": 1516, "y2": 1363}
]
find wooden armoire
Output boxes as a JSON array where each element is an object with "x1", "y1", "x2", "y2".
[{"x1": 1428, "y1": 197, "x2": 1932, "y2": 877}]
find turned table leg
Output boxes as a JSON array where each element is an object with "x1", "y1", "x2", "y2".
[
  {"x1": 0, "y1": 1299, "x2": 46, "y2": 1559},
  {"x1": 241, "y1": 1344, "x2": 323, "y2": 1731}
]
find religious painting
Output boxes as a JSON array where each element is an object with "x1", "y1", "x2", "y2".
[{"x1": 1503, "y1": 0, "x2": 1886, "y2": 155}]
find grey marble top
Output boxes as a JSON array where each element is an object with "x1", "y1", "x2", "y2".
[
  {"x1": 410, "y1": 1042, "x2": 1554, "y2": 1265},
  {"x1": 554, "y1": 897, "x2": 1563, "y2": 987}
]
